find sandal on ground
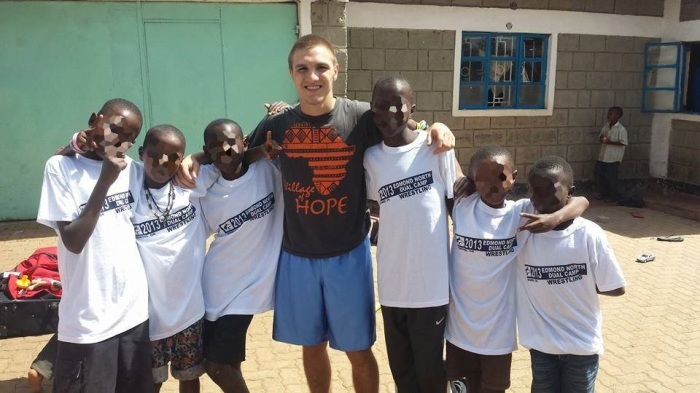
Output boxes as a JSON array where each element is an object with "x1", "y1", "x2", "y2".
[
  {"x1": 656, "y1": 235, "x2": 684, "y2": 242},
  {"x1": 636, "y1": 253, "x2": 656, "y2": 263}
]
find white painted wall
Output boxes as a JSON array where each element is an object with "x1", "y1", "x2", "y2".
[
  {"x1": 298, "y1": 0, "x2": 313, "y2": 36},
  {"x1": 346, "y1": 3, "x2": 663, "y2": 36},
  {"x1": 650, "y1": 0, "x2": 700, "y2": 178}
]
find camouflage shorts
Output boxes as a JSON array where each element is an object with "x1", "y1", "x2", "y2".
[{"x1": 151, "y1": 319, "x2": 205, "y2": 383}]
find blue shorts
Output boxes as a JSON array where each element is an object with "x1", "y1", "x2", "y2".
[{"x1": 272, "y1": 237, "x2": 376, "y2": 351}]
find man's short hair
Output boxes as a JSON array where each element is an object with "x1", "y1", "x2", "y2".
[
  {"x1": 288, "y1": 34, "x2": 337, "y2": 69},
  {"x1": 530, "y1": 156, "x2": 574, "y2": 188}
]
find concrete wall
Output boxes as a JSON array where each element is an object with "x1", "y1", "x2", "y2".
[
  {"x1": 350, "y1": 0, "x2": 665, "y2": 16},
  {"x1": 346, "y1": 27, "x2": 656, "y2": 182},
  {"x1": 310, "y1": 1, "x2": 348, "y2": 95},
  {"x1": 309, "y1": 0, "x2": 700, "y2": 188},
  {"x1": 680, "y1": 0, "x2": 700, "y2": 20},
  {"x1": 668, "y1": 119, "x2": 700, "y2": 185}
]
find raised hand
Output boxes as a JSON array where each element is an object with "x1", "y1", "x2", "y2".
[
  {"x1": 75, "y1": 128, "x2": 93, "y2": 152},
  {"x1": 453, "y1": 177, "x2": 475, "y2": 200},
  {"x1": 264, "y1": 130, "x2": 283, "y2": 159},
  {"x1": 80, "y1": 113, "x2": 103, "y2": 152},
  {"x1": 99, "y1": 153, "x2": 127, "y2": 186}
]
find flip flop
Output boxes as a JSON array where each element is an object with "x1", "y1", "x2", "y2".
[
  {"x1": 657, "y1": 235, "x2": 684, "y2": 242},
  {"x1": 631, "y1": 211, "x2": 645, "y2": 218},
  {"x1": 636, "y1": 253, "x2": 655, "y2": 263}
]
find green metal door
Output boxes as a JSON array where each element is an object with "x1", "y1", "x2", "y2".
[
  {"x1": 0, "y1": 1, "x2": 297, "y2": 220},
  {"x1": 142, "y1": 17, "x2": 228, "y2": 141}
]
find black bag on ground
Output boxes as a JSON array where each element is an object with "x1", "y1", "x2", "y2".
[
  {"x1": 0, "y1": 277, "x2": 59, "y2": 339},
  {"x1": 618, "y1": 194, "x2": 646, "y2": 208}
]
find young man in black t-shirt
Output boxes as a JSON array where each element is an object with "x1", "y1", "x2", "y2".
[{"x1": 180, "y1": 35, "x2": 455, "y2": 392}]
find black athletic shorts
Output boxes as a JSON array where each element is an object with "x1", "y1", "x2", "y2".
[
  {"x1": 53, "y1": 320, "x2": 153, "y2": 393},
  {"x1": 203, "y1": 314, "x2": 254, "y2": 366}
]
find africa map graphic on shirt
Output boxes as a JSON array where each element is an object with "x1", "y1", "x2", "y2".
[{"x1": 283, "y1": 123, "x2": 355, "y2": 195}]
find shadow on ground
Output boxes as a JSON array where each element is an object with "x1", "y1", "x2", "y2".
[
  {"x1": 583, "y1": 203, "x2": 700, "y2": 239},
  {"x1": 0, "y1": 377, "x2": 53, "y2": 392},
  {"x1": 0, "y1": 221, "x2": 55, "y2": 242}
]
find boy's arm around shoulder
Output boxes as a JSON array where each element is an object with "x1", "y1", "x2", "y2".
[
  {"x1": 57, "y1": 155, "x2": 127, "y2": 254},
  {"x1": 175, "y1": 152, "x2": 210, "y2": 189},
  {"x1": 186, "y1": 163, "x2": 220, "y2": 199},
  {"x1": 438, "y1": 145, "x2": 460, "y2": 216},
  {"x1": 553, "y1": 195, "x2": 589, "y2": 223},
  {"x1": 395, "y1": 119, "x2": 455, "y2": 153},
  {"x1": 177, "y1": 105, "x2": 286, "y2": 188},
  {"x1": 519, "y1": 196, "x2": 589, "y2": 233},
  {"x1": 425, "y1": 122, "x2": 456, "y2": 154},
  {"x1": 450, "y1": 154, "x2": 471, "y2": 202},
  {"x1": 362, "y1": 149, "x2": 380, "y2": 204}
]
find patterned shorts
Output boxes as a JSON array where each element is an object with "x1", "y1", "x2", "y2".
[{"x1": 151, "y1": 319, "x2": 205, "y2": 383}]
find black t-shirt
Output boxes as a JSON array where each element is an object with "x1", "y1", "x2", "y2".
[{"x1": 249, "y1": 98, "x2": 381, "y2": 258}]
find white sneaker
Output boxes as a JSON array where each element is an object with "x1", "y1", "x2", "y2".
[{"x1": 449, "y1": 380, "x2": 468, "y2": 393}]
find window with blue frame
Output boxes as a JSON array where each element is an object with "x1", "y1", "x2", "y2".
[
  {"x1": 459, "y1": 32, "x2": 549, "y2": 110},
  {"x1": 643, "y1": 41, "x2": 700, "y2": 113}
]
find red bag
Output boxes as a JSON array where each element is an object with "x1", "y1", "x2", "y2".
[{"x1": 6, "y1": 247, "x2": 62, "y2": 299}]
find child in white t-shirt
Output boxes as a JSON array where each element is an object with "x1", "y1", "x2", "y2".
[
  {"x1": 445, "y1": 146, "x2": 589, "y2": 393},
  {"x1": 37, "y1": 98, "x2": 153, "y2": 392},
  {"x1": 197, "y1": 119, "x2": 284, "y2": 393},
  {"x1": 132, "y1": 124, "x2": 216, "y2": 392},
  {"x1": 364, "y1": 75, "x2": 457, "y2": 392},
  {"x1": 517, "y1": 156, "x2": 626, "y2": 393}
]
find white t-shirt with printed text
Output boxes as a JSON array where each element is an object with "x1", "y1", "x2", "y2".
[
  {"x1": 200, "y1": 160, "x2": 284, "y2": 320},
  {"x1": 516, "y1": 217, "x2": 626, "y2": 355},
  {"x1": 37, "y1": 155, "x2": 149, "y2": 344},
  {"x1": 445, "y1": 194, "x2": 533, "y2": 355},
  {"x1": 131, "y1": 163, "x2": 216, "y2": 340},
  {"x1": 364, "y1": 131, "x2": 456, "y2": 308}
]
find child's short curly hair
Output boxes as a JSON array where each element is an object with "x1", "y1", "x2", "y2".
[{"x1": 530, "y1": 156, "x2": 574, "y2": 188}]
